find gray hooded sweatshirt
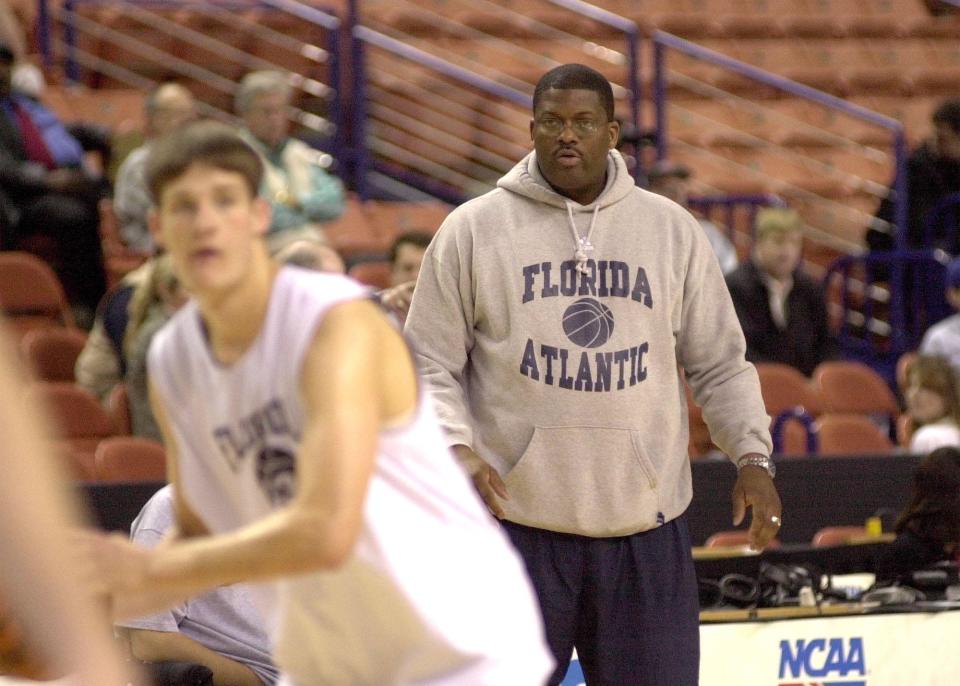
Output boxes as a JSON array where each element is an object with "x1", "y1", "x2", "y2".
[{"x1": 405, "y1": 149, "x2": 772, "y2": 537}]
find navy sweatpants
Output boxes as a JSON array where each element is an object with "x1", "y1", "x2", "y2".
[{"x1": 503, "y1": 516, "x2": 700, "y2": 686}]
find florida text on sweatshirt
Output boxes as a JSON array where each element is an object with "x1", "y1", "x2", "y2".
[{"x1": 405, "y1": 150, "x2": 772, "y2": 537}]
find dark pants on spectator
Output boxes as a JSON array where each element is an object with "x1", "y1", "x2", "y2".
[
  {"x1": 14, "y1": 193, "x2": 107, "y2": 316},
  {"x1": 503, "y1": 516, "x2": 700, "y2": 686}
]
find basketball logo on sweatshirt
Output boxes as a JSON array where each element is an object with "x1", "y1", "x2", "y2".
[
  {"x1": 562, "y1": 298, "x2": 614, "y2": 348},
  {"x1": 256, "y1": 446, "x2": 297, "y2": 506}
]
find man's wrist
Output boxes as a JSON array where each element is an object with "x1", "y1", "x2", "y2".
[{"x1": 736, "y1": 453, "x2": 776, "y2": 478}]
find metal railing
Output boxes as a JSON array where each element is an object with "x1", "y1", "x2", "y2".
[
  {"x1": 349, "y1": 0, "x2": 642, "y2": 201},
  {"x1": 42, "y1": 0, "x2": 342, "y2": 160},
  {"x1": 822, "y1": 249, "x2": 952, "y2": 377}
]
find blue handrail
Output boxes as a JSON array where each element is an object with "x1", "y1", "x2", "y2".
[
  {"x1": 822, "y1": 249, "x2": 951, "y2": 360},
  {"x1": 771, "y1": 408, "x2": 817, "y2": 456}
]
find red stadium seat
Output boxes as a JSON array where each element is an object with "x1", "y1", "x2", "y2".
[
  {"x1": 108, "y1": 383, "x2": 133, "y2": 436},
  {"x1": 94, "y1": 436, "x2": 167, "y2": 483},
  {"x1": 812, "y1": 361, "x2": 900, "y2": 418},
  {"x1": 20, "y1": 328, "x2": 88, "y2": 383},
  {"x1": 25, "y1": 382, "x2": 115, "y2": 480},
  {"x1": 755, "y1": 362, "x2": 823, "y2": 417},
  {"x1": 0, "y1": 252, "x2": 75, "y2": 342},
  {"x1": 811, "y1": 525, "x2": 869, "y2": 547},
  {"x1": 704, "y1": 530, "x2": 781, "y2": 549},
  {"x1": 815, "y1": 414, "x2": 895, "y2": 456}
]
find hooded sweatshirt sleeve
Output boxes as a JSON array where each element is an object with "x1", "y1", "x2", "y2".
[
  {"x1": 675, "y1": 214, "x2": 772, "y2": 461},
  {"x1": 404, "y1": 212, "x2": 477, "y2": 450}
]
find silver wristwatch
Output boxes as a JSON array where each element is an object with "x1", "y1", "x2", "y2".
[{"x1": 736, "y1": 454, "x2": 776, "y2": 478}]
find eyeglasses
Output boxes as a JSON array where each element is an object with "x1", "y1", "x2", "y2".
[{"x1": 535, "y1": 116, "x2": 603, "y2": 137}]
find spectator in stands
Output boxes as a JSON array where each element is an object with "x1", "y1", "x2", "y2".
[
  {"x1": 0, "y1": 40, "x2": 107, "y2": 323},
  {"x1": 867, "y1": 98, "x2": 960, "y2": 253},
  {"x1": 904, "y1": 354, "x2": 960, "y2": 454},
  {"x1": 114, "y1": 82, "x2": 197, "y2": 253},
  {"x1": 379, "y1": 230, "x2": 432, "y2": 323},
  {"x1": 235, "y1": 70, "x2": 344, "y2": 252},
  {"x1": 124, "y1": 255, "x2": 187, "y2": 442},
  {"x1": 646, "y1": 159, "x2": 739, "y2": 275},
  {"x1": 726, "y1": 207, "x2": 838, "y2": 376},
  {"x1": 919, "y1": 256, "x2": 960, "y2": 371},
  {"x1": 116, "y1": 485, "x2": 279, "y2": 686},
  {"x1": 273, "y1": 237, "x2": 345, "y2": 273},
  {"x1": 75, "y1": 258, "x2": 154, "y2": 402},
  {"x1": 877, "y1": 445, "x2": 960, "y2": 582}
]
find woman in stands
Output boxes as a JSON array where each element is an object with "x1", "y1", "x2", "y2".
[
  {"x1": 904, "y1": 354, "x2": 960, "y2": 454},
  {"x1": 878, "y1": 446, "x2": 960, "y2": 582}
]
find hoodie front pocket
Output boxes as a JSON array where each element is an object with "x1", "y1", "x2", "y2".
[{"x1": 502, "y1": 425, "x2": 660, "y2": 537}]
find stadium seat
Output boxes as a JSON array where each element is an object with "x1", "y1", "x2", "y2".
[
  {"x1": 25, "y1": 382, "x2": 115, "y2": 480},
  {"x1": 754, "y1": 362, "x2": 823, "y2": 417},
  {"x1": 20, "y1": 328, "x2": 88, "y2": 383},
  {"x1": 812, "y1": 361, "x2": 900, "y2": 418},
  {"x1": 811, "y1": 525, "x2": 869, "y2": 547},
  {"x1": 0, "y1": 252, "x2": 76, "y2": 342},
  {"x1": 704, "y1": 530, "x2": 781, "y2": 549},
  {"x1": 108, "y1": 383, "x2": 133, "y2": 436},
  {"x1": 94, "y1": 436, "x2": 167, "y2": 482},
  {"x1": 815, "y1": 414, "x2": 896, "y2": 456}
]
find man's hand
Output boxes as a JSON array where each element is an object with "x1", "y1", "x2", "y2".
[
  {"x1": 452, "y1": 445, "x2": 509, "y2": 518},
  {"x1": 379, "y1": 281, "x2": 416, "y2": 319},
  {"x1": 731, "y1": 460, "x2": 782, "y2": 550}
]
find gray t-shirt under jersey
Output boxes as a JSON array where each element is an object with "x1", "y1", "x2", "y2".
[{"x1": 117, "y1": 486, "x2": 279, "y2": 685}]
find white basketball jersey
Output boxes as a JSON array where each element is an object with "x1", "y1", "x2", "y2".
[{"x1": 148, "y1": 267, "x2": 551, "y2": 685}]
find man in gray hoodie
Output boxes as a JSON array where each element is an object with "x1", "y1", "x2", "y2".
[{"x1": 405, "y1": 64, "x2": 781, "y2": 685}]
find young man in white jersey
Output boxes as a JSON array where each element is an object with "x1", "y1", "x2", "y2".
[{"x1": 84, "y1": 121, "x2": 553, "y2": 686}]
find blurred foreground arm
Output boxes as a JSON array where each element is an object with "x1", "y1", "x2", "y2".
[{"x1": 0, "y1": 324, "x2": 132, "y2": 685}]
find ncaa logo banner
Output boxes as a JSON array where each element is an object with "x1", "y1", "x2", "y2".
[{"x1": 699, "y1": 613, "x2": 960, "y2": 685}]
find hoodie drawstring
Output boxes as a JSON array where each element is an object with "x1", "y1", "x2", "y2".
[{"x1": 566, "y1": 202, "x2": 601, "y2": 275}]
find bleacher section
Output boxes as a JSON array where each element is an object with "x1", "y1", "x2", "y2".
[{"x1": 8, "y1": 0, "x2": 960, "y2": 473}]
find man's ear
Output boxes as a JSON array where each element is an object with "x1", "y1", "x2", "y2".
[
  {"x1": 607, "y1": 120, "x2": 621, "y2": 150},
  {"x1": 147, "y1": 207, "x2": 164, "y2": 248}
]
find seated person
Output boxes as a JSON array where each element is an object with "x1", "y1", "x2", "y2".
[
  {"x1": 877, "y1": 446, "x2": 960, "y2": 583},
  {"x1": 116, "y1": 485, "x2": 279, "y2": 686},
  {"x1": 0, "y1": 41, "x2": 106, "y2": 320},
  {"x1": 75, "y1": 258, "x2": 154, "y2": 402},
  {"x1": 904, "y1": 354, "x2": 960, "y2": 454},
  {"x1": 646, "y1": 160, "x2": 738, "y2": 275},
  {"x1": 123, "y1": 255, "x2": 188, "y2": 442},
  {"x1": 919, "y1": 256, "x2": 960, "y2": 372},
  {"x1": 380, "y1": 230, "x2": 431, "y2": 324},
  {"x1": 725, "y1": 207, "x2": 838, "y2": 376},
  {"x1": 273, "y1": 237, "x2": 345, "y2": 273},
  {"x1": 114, "y1": 83, "x2": 197, "y2": 253},
  {"x1": 235, "y1": 70, "x2": 344, "y2": 252}
]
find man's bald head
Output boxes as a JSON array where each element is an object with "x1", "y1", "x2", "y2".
[{"x1": 146, "y1": 83, "x2": 197, "y2": 138}]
